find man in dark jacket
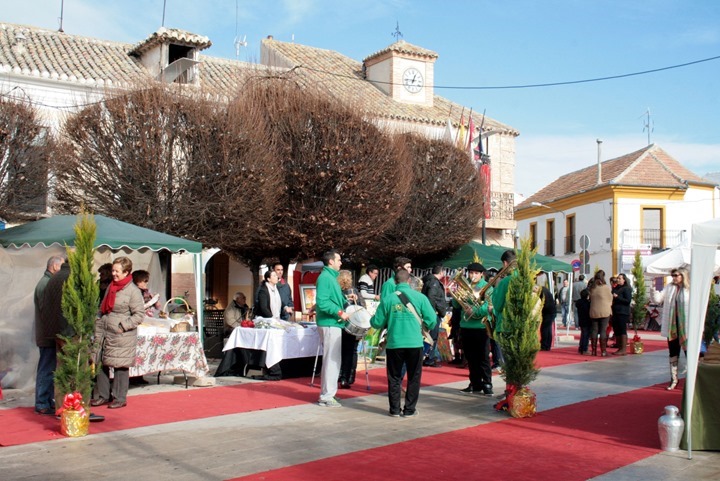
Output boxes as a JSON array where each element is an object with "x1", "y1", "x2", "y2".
[
  {"x1": 421, "y1": 265, "x2": 446, "y2": 367},
  {"x1": 538, "y1": 275, "x2": 557, "y2": 351},
  {"x1": 33, "y1": 255, "x2": 65, "y2": 415},
  {"x1": 272, "y1": 262, "x2": 294, "y2": 321}
]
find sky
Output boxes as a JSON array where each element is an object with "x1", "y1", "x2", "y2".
[{"x1": 3, "y1": 0, "x2": 720, "y2": 197}]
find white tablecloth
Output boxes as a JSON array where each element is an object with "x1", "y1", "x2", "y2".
[
  {"x1": 223, "y1": 326, "x2": 321, "y2": 368},
  {"x1": 131, "y1": 332, "x2": 209, "y2": 378}
]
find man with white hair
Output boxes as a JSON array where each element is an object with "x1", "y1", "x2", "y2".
[{"x1": 33, "y1": 255, "x2": 65, "y2": 415}]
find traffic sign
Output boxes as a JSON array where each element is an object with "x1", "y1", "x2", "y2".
[
  {"x1": 571, "y1": 259, "x2": 581, "y2": 271},
  {"x1": 579, "y1": 234, "x2": 590, "y2": 250}
]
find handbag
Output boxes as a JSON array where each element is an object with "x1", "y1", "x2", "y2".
[{"x1": 395, "y1": 291, "x2": 435, "y2": 346}]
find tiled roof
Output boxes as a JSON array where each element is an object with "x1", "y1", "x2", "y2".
[
  {"x1": 0, "y1": 23, "x2": 145, "y2": 86},
  {"x1": 0, "y1": 22, "x2": 516, "y2": 135},
  {"x1": 516, "y1": 144, "x2": 713, "y2": 209},
  {"x1": 0, "y1": 23, "x2": 274, "y2": 94},
  {"x1": 363, "y1": 39, "x2": 438, "y2": 62},
  {"x1": 129, "y1": 27, "x2": 211, "y2": 56},
  {"x1": 262, "y1": 38, "x2": 517, "y2": 135}
]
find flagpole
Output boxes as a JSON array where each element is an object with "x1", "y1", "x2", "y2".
[{"x1": 454, "y1": 107, "x2": 465, "y2": 145}]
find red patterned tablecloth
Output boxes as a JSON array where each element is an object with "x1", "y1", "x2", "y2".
[{"x1": 131, "y1": 332, "x2": 209, "y2": 378}]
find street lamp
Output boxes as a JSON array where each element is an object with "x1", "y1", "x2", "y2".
[{"x1": 531, "y1": 201, "x2": 566, "y2": 219}]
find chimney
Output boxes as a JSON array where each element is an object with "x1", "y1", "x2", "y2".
[{"x1": 596, "y1": 139, "x2": 603, "y2": 185}]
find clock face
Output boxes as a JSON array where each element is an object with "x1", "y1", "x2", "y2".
[{"x1": 402, "y1": 67, "x2": 424, "y2": 93}]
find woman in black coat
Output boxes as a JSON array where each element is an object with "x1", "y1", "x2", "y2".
[{"x1": 611, "y1": 273, "x2": 633, "y2": 356}]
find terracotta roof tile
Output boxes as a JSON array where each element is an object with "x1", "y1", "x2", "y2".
[
  {"x1": 363, "y1": 39, "x2": 438, "y2": 62},
  {"x1": 516, "y1": 144, "x2": 713, "y2": 209},
  {"x1": 262, "y1": 38, "x2": 517, "y2": 135},
  {"x1": 0, "y1": 23, "x2": 517, "y2": 135},
  {"x1": 0, "y1": 23, "x2": 277, "y2": 93},
  {"x1": 129, "y1": 27, "x2": 212, "y2": 56}
]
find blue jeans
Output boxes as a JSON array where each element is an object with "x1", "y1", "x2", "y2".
[
  {"x1": 423, "y1": 316, "x2": 441, "y2": 363},
  {"x1": 35, "y1": 346, "x2": 56, "y2": 410},
  {"x1": 579, "y1": 326, "x2": 591, "y2": 353},
  {"x1": 561, "y1": 304, "x2": 569, "y2": 327}
]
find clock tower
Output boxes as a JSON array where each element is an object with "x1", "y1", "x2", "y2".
[{"x1": 363, "y1": 40, "x2": 438, "y2": 107}]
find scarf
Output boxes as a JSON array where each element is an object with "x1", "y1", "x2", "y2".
[
  {"x1": 668, "y1": 286, "x2": 687, "y2": 350},
  {"x1": 100, "y1": 274, "x2": 133, "y2": 315},
  {"x1": 267, "y1": 282, "x2": 282, "y2": 319}
]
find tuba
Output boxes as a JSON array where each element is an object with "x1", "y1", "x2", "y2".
[{"x1": 448, "y1": 270, "x2": 482, "y2": 313}]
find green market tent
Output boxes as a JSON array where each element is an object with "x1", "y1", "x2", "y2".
[
  {"x1": 0, "y1": 215, "x2": 204, "y2": 391},
  {"x1": 0, "y1": 214, "x2": 201, "y2": 253},
  {"x1": 439, "y1": 240, "x2": 573, "y2": 273}
]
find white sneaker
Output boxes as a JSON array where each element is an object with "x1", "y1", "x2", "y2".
[{"x1": 318, "y1": 398, "x2": 342, "y2": 408}]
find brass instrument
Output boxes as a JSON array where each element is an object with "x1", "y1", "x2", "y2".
[
  {"x1": 448, "y1": 270, "x2": 482, "y2": 313},
  {"x1": 408, "y1": 273, "x2": 424, "y2": 292}
]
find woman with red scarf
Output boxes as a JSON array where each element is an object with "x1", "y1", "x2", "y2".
[{"x1": 91, "y1": 257, "x2": 144, "y2": 409}]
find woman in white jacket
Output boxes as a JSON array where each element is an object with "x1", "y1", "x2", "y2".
[{"x1": 652, "y1": 268, "x2": 690, "y2": 390}]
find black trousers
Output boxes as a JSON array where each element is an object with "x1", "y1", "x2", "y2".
[
  {"x1": 340, "y1": 329, "x2": 359, "y2": 383},
  {"x1": 540, "y1": 317, "x2": 554, "y2": 350},
  {"x1": 612, "y1": 314, "x2": 629, "y2": 336},
  {"x1": 386, "y1": 347, "x2": 423, "y2": 415},
  {"x1": 461, "y1": 327, "x2": 492, "y2": 389}
]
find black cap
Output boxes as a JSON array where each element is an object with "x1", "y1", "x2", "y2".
[{"x1": 467, "y1": 262, "x2": 485, "y2": 273}]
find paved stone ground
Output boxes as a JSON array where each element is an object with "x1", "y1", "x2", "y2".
[{"x1": 1, "y1": 334, "x2": 718, "y2": 481}]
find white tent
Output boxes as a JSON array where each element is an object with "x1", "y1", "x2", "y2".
[
  {"x1": 686, "y1": 217, "x2": 720, "y2": 458},
  {"x1": 644, "y1": 243, "x2": 720, "y2": 277}
]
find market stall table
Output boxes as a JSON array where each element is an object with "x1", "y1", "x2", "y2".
[
  {"x1": 215, "y1": 325, "x2": 322, "y2": 379},
  {"x1": 130, "y1": 332, "x2": 209, "y2": 385}
]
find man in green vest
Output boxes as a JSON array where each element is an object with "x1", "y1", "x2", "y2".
[
  {"x1": 371, "y1": 269, "x2": 436, "y2": 418},
  {"x1": 456, "y1": 262, "x2": 493, "y2": 395},
  {"x1": 315, "y1": 250, "x2": 350, "y2": 407}
]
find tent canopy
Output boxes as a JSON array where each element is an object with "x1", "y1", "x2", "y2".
[
  {"x1": 437, "y1": 240, "x2": 573, "y2": 273},
  {"x1": 0, "y1": 214, "x2": 201, "y2": 254},
  {"x1": 643, "y1": 243, "x2": 720, "y2": 277},
  {"x1": 686, "y1": 217, "x2": 720, "y2": 458}
]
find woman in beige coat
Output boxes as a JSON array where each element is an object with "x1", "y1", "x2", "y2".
[
  {"x1": 589, "y1": 270, "x2": 613, "y2": 356},
  {"x1": 91, "y1": 257, "x2": 144, "y2": 409}
]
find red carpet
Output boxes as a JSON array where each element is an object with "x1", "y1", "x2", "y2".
[
  {"x1": 0, "y1": 341, "x2": 667, "y2": 447},
  {"x1": 229, "y1": 383, "x2": 682, "y2": 481}
]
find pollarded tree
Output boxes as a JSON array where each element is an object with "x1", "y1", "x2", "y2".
[
  {"x1": 237, "y1": 78, "x2": 413, "y2": 263},
  {"x1": 53, "y1": 84, "x2": 282, "y2": 248},
  {"x1": 372, "y1": 132, "x2": 485, "y2": 263},
  {"x1": 0, "y1": 97, "x2": 52, "y2": 221}
]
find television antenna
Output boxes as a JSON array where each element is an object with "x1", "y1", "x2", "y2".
[
  {"x1": 234, "y1": 34, "x2": 247, "y2": 59},
  {"x1": 234, "y1": 0, "x2": 247, "y2": 60},
  {"x1": 642, "y1": 108, "x2": 654, "y2": 145}
]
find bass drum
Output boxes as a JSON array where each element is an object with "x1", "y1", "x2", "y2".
[{"x1": 344, "y1": 305, "x2": 371, "y2": 339}]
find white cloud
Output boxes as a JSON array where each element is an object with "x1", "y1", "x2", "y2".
[{"x1": 515, "y1": 134, "x2": 719, "y2": 197}]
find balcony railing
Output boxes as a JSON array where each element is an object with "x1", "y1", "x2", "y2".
[
  {"x1": 564, "y1": 234, "x2": 575, "y2": 254},
  {"x1": 545, "y1": 239, "x2": 555, "y2": 257},
  {"x1": 622, "y1": 229, "x2": 687, "y2": 251}
]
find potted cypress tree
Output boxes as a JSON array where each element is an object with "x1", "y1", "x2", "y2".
[
  {"x1": 630, "y1": 250, "x2": 647, "y2": 354},
  {"x1": 495, "y1": 238, "x2": 542, "y2": 418},
  {"x1": 55, "y1": 213, "x2": 99, "y2": 436}
]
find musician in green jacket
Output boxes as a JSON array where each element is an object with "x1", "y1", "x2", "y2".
[
  {"x1": 371, "y1": 269, "x2": 436, "y2": 417},
  {"x1": 315, "y1": 250, "x2": 350, "y2": 408},
  {"x1": 455, "y1": 262, "x2": 494, "y2": 396},
  {"x1": 488, "y1": 250, "x2": 518, "y2": 374}
]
